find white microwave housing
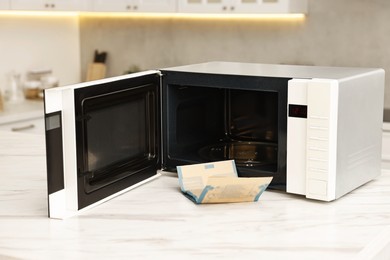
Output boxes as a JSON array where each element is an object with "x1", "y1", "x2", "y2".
[{"x1": 44, "y1": 62, "x2": 385, "y2": 218}]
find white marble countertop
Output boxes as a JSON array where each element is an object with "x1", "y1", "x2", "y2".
[
  {"x1": 0, "y1": 99, "x2": 43, "y2": 125},
  {"x1": 1, "y1": 132, "x2": 390, "y2": 259}
]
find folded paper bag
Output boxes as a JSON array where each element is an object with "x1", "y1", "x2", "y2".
[{"x1": 177, "y1": 160, "x2": 272, "y2": 204}]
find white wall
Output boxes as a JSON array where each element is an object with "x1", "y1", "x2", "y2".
[{"x1": 0, "y1": 14, "x2": 81, "y2": 94}]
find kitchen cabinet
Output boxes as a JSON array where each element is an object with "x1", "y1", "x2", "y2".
[
  {"x1": 6, "y1": 0, "x2": 307, "y2": 14},
  {"x1": 0, "y1": 0, "x2": 10, "y2": 9},
  {"x1": 10, "y1": 0, "x2": 85, "y2": 11},
  {"x1": 0, "y1": 100, "x2": 44, "y2": 135},
  {"x1": 91, "y1": 0, "x2": 176, "y2": 13},
  {"x1": 177, "y1": 0, "x2": 307, "y2": 14},
  {"x1": 0, "y1": 117, "x2": 44, "y2": 135},
  {"x1": 233, "y1": 0, "x2": 307, "y2": 14},
  {"x1": 177, "y1": 0, "x2": 233, "y2": 13}
]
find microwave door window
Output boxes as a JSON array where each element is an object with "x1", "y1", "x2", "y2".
[
  {"x1": 79, "y1": 87, "x2": 157, "y2": 194},
  {"x1": 86, "y1": 99, "x2": 146, "y2": 173}
]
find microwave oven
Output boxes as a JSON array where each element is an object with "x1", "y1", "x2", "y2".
[{"x1": 44, "y1": 62, "x2": 384, "y2": 219}]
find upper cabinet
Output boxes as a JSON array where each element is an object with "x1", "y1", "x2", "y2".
[
  {"x1": 91, "y1": 0, "x2": 176, "y2": 13},
  {"x1": 0, "y1": 1, "x2": 10, "y2": 10},
  {"x1": 135, "y1": 0, "x2": 176, "y2": 12},
  {"x1": 233, "y1": 0, "x2": 307, "y2": 14},
  {"x1": 178, "y1": 0, "x2": 232, "y2": 13},
  {"x1": 10, "y1": 0, "x2": 88, "y2": 11},
  {"x1": 177, "y1": 0, "x2": 307, "y2": 14},
  {"x1": 5, "y1": 0, "x2": 307, "y2": 14}
]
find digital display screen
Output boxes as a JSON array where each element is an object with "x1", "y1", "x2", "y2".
[{"x1": 289, "y1": 104, "x2": 307, "y2": 118}]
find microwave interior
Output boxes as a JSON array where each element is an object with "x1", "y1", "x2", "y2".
[
  {"x1": 162, "y1": 72, "x2": 288, "y2": 189},
  {"x1": 165, "y1": 86, "x2": 279, "y2": 168},
  {"x1": 73, "y1": 72, "x2": 288, "y2": 207}
]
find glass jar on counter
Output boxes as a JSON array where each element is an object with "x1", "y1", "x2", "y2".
[
  {"x1": 5, "y1": 72, "x2": 25, "y2": 103},
  {"x1": 23, "y1": 80, "x2": 41, "y2": 99}
]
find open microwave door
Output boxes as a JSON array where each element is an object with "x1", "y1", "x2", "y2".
[{"x1": 45, "y1": 71, "x2": 161, "y2": 219}]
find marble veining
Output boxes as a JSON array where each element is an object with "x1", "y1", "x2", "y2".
[{"x1": 0, "y1": 132, "x2": 390, "y2": 259}]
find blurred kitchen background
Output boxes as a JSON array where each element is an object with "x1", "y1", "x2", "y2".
[{"x1": 1, "y1": 0, "x2": 390, "y2": 107}]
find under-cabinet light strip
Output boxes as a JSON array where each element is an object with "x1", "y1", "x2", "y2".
[
  {"x1": 79, "y1": 12, "x2": 306, "y2": 20},
  {"x1": 0, "y1": 11, "x2": 305, "y2": 21}
]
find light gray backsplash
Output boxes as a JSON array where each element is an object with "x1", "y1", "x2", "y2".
[
  {"x1": 0, "y1": 16, "x2": 80, "y2": 92},
  {"x1": 79, "y1": 0, "x2": 390, "y2": 108}
]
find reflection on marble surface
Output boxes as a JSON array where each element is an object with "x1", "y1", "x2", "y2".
[{"x1": 0, "y1": 132, "x2": 390, "y2": 259}]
